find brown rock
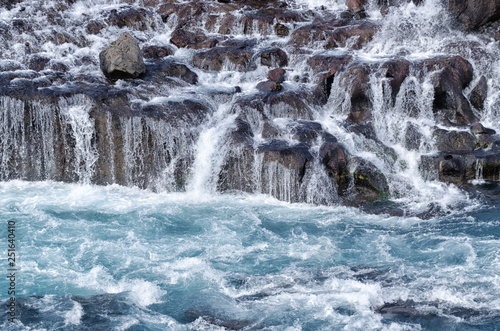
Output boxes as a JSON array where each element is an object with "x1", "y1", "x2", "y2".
[{"x1": 268, "y1": 68, "x2": 286, "y2": 83}]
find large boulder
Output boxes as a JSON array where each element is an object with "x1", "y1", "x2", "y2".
[
  {"x1": 433, "y1": 129, "x2": 477, "y2": 152},
  {"x1": 99, "y1": 33, "x2": 147, "y2": 80},
  {"x1": 448, "y1": 0, "x2": 500, "y2": 31}
]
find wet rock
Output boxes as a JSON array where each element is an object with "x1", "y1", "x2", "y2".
[
  {"x1": 258, "y1": 140, "x2": 312, "y2": 174},
  {"x1": 420, "y1": 56, "x2": 477, "y2": 125},
  {"x1": 347, "y1": 0, "x2": 367, "y2": 13},
  {"x1": 289, "y1": 21, "x2": 378, "y2": 50},
  {"x1": 320, "y1": 142, "x2": 350, "y2": 194},
  {"x1": 155, "y1": 62, "x2": 198, "y2": 85},
  {"x1": 86, "y1": 20, "x2": 105, "y2": 35},
  {"x1": 380, "y1": 59, "x2": 410, "y2": 102},
  {"x1": 471, "y1": 122, "x2": 496, "y2": 135},
  {"x1": 260, "y1": 48, "x2": 288, "y2": 67},
  {"x1": 192, "y1": 43, "x2": 255, "y2": 72},
  {"x1": 99, "y1": 33, "x2": 146, "y2": 80},
  {"x1": 350, "y1": 157, "x2": 390, "y2": 203},
  {"x1": 256, "y1": 80, "x2": 283, "y2": 92},
  {"x1": 268, "y1": 68, "x2": 286, "y2": 83},
  {"x1": 469, "y1": 76, "x2": 488, "y2": 111},
  {"x1": 107, "y1": 7, "x2": 155, "y2": 31},
  {"x1": 343, "y1": 63, "x2": 373, "y2": 123},
  {"x1": 142, "y1": 45, "x2": 174, "y2": 60},
  {"x1": 448, "y1": 0, "x2": 500, "y2": 31},
  {"x1": 433, "y1": 128, "x2": 477, "y2": 152},
  {"x1": 404, "y1": 122, "x2": 423, "y2": 151},
  {"x1": 274, "y1": 23, "x2": 289, "y2": 36},
  {"x1": 170, "y1": 28, "x2": 218, "y2": 49},
  {"x1": 28, "y1": 55, "x2": 50, "y2": 71},
  {"x1": 307, "y1": 54, "x2": 352, "y2": 104}
]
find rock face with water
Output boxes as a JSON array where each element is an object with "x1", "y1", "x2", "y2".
[{"x1": 0, "y1": 0, "x2": 499, "y2": 211}]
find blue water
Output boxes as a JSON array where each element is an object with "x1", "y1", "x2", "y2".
[{"x1": 1, "y1": 181, "x2": 500, "y2": 330}]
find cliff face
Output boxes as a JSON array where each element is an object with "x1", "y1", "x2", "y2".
[{"x1": 0, "y1": 0, "x2": 499, "y2": 213}]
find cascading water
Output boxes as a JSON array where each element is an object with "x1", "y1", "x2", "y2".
[{"x1": 1, "y1": 0, "x2": 500, "y2": 329}]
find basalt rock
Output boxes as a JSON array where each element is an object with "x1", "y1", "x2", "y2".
[
  {"x1": 99, "y1": 33, "x2": 147, "y2": 80},
  {"x1": 469, "y1": 76, "x2": 488, "y2": 111},
  {"x1": 433, "y1": 128, "x2": 477, "y2": 152},
  {"x1": 419, "y1": 56, "x2": 477, "y2": 125},
  {"x1": 350, "y1": 157, "x2": 390, "y2": 203},
  {"x1": 448, "y1": 0, "x2": 500, "y2": 31}
]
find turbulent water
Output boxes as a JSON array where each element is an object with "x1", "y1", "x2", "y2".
[
  {"x1": 1, "y1": 181, "x2": 500, "y2": 330},
  {"x1": 1, "y1": 0, "x2": 500, "y2": 329}
]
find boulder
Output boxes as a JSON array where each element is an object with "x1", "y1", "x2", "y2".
[
  {"x1": 343, "y1": 63, "x2": 373, "y2": 123},
  {"x1": 170, "y1": 28, "x2": 218, "y2": 49},
  {"x1": 350, "y1": 157, "x2": 390, "y2": 203},
  {"x1": 320, "y1": 142, "x2": 350, "y2": 194},
  {"x1": 274, "y1": 23, "x2": 289, "y2": 36},
  {"x1": 420, "y1": 56, "x2": 477, "y2": 125},
  {"x1": 380, "y1": 59, "x2": 410, "y2": 102},
  {"x1": 469, "y1": 76, "x2": 488, "y2": 111},
  {"x1": 256, "y1": 80, "x2": 283, "y2": 92},
  {"x1": 433, "y1": 128, "x2": 477, "y2": 152},
  {"x1": 99, "y1": 33, "x2": 146, "y2": 80},
  {"x1": 192, "y1": 41, "x2": 255, "y2": 72},
  {"x1": 347, "y1": 0, "x2": 367, "y2": 13},
  {"x1": 448, "y1": 0, "x2": 500, "y2": 31},
  {"x1": 268, "y1": 68, "x2": 286, "y2": 83},
  {"x1": 142, "y1": 45, "x2": 174, "y2": 59},
  {"x1": 471, "y1": 122, "x2": 496, "y2": 135},
  {"x1": 404, "y1": 122, "x2": 423, "y2": 151},
  {"x1": 260, "y1": 48, "x2": 288, "y2": 67},
  {"x1": 307, "y1": 54, "x2": 352, "y2": 104},
  {"x1": 106, "y1": 7, "x2": 155, "y2": 31}
]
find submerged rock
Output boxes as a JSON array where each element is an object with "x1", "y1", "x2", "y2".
[{"x1": 99, "y1": 33, "x2": 146, "y2": 80}]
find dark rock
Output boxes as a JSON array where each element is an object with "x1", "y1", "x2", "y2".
[
  {"x1": 156, "y1": 62, "x2": 198, "y2": 85},
  {"x1": 256, "y1": 80, "x2": 283, "y2": 92},
  {"x1": 469, "y1": 76, "x2": 488, "y2": 111},
  {"x1": 404, "y1": 122, "x2": 423, "y2": 151},
  {"x1": 433, "y1": 129, "x2": 477, "y2": 152},
  {"x1": 142, "y1": 45, "x2": 174, "y2": 59},
  {"x1": 380, "y1": 59, "x2": 410, "y2": 102},
  {"x1": 420, "y1": 56, "x2": 477, "y2": 125},
  {"x1": 170, "y1": 28, "x2": 217, "y2": 49},
  {"x1": 258, "y1": 140, "x2": 312, "y2": 174},
  {"x1": 28, "y1": 55, "x2": 50, "y2": 71},
  {"x1": 86, "y1": 20, "x2": 105, "y2": 35},
  {"x1": 471, "y1": 122, "x2": 496, "y2": 135},
  {"x1": 307, "y1": 54, "x2": 352, "y2": 104},
  {"x1": 351, "y1": 157, "x2": 390, "y2": 203},
  {"x1": 348, "y1": 0, "x2": 367, "y2": 13},
  {"x1": 343, "y1": 64, "x2": 373, "y2": 123},
  {"x1": 260, "y1": 48, "x2": 288, "y2": 67},
  {"x1": 448, "y1": 0, "x2": 500, "y2": 31},
  {"x1": 268, "y1": 68, "x2": 286, "y2": 83},
  {"x1": 107, "y1": 7, "x2": 155, "y2": 31},
  {"x1": 320, "y1": 142, "x2": 350, "y2": 194},
  {"x1": 99, "y1": 33, "x2": 146, "y2": 80},
  {"x1": 289, "y1": 21, "x2": 378, "y2": 50},
  {"x1": 193, "y1": 45, "x2": 254, "y2": 72},
  {"x1": 274, "y1": 23, "x2": 289, "y2": 36},
  {"x1": 290, "y1": 121, "x2": 326, "y2": 143}
]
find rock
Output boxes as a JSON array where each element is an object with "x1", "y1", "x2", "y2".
[
  {"x1": 469, "y1": 76, "x2": 488, "y2": 111},
  {"x1": 193, "y1": 43, "x2": 255, "y2": 72},
  {"x1": 404, "y1": 122, "x2": 423, "y2": 151},
  {"x1": 274, "y1": 23, "x2": 289, "y2": 36},
  {"x1": 268, "y1": 68, "x2": 286, "y2": 83},
  {"x1": 420, "y1": 56, "x2": 477, "y2": 125},
  {"x1": 351, "y1": 157, "x2": 390, "y2": 203},
  {"x1": 307, "y1": 54, "x2": 352, "y2": 104},
  {"x1": 380, "y1": 59, "x2": 410, "y2": 102},
  {"x1": 99, "y1": 33, "x2": 146, "y2": 80},
  {"x1": 86, "y1": 20, "x2": 105, "y2": 35},
  {"x1": 320, "y1": 142, "x2": 350, "y2": 194},
  {"x1": 106, "y1": 7, "x2": 155, "y2": 31},
  {"x1": 142, "y1": 46, "x2": 174, "y2": 59},
  {"x1": 170, "y1": 28, "x2": 218, "y2": 49},
  {"x1": 471, "y1": 122, "x2": 496, "y2": 135},
  {"x1": 448, "y1": 0, "x2": 500, "y2": 31},
  {"x1": 258, "y1": 140, "x2": 312, "y2": 174},
  {"x1": 256, "y1": 80, "x2": 283, "y2": 92},
  {"x1": 433, "y1": 128, "x2": 477, "y2": 152},
  {"x1": 289, "y1": 21, "x2": 378, "y2": 50},
  {"x1": 347, "y1": 0, "x2": 367, "y2": 13},
  {"x1": 28, "y1": 55, "x2": 50, "y2": 71},
  {"x1": 260, "y1": 48, "x2": 288, "y2": 67},
  {"x1": 343, "y1": 63, "x2": 373, "y2": 123},
  {"x1": 156, "y1": 62, "x2": 198, "y2": 85}
]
